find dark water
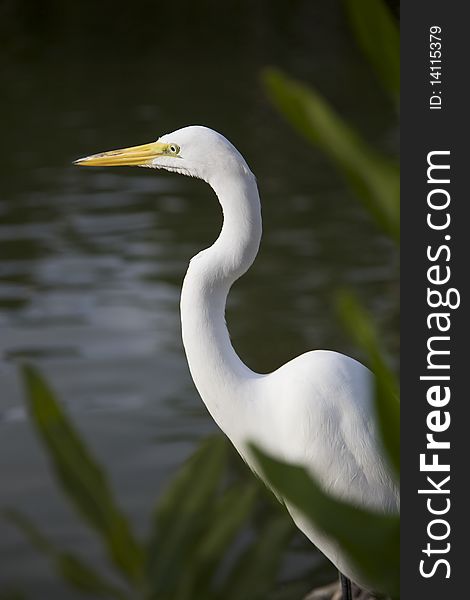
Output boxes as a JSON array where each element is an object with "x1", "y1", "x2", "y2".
[{"x1": 0, "y1": 2, "x2": 398, "y2": 596}]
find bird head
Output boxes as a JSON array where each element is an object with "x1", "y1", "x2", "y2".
[{"x1": 74, "y1": 125, "x2": 253, "y2": 184}]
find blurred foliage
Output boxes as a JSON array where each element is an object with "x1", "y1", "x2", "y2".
[
  {"x1": 263, "y1": 0, "x2": 400, "y2": 242},
  {"x1": 2, "y1": 365, "x2": 318, "y2": 600},
  {"x1": 251, "y1": 447, "x2": 400, "y2": 599},
  {"x1": 20, "y1": 367, "x2": 145, "y2": 587},
  {"x1": 344, "y1": 0, "x2": 400, "y2": 100},
  {"x1": 263, "y1": 69, "x2": 399, "y2": 241},
  {"x1": 259, "y1": 0, "x2": 400, "y2": 597}
]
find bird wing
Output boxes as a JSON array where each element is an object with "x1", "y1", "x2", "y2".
[{"x1": 267, "y1": 349, "x2": 399, "y2": 514}]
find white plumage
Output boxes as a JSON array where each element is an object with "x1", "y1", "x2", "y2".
[{"x1": 76, "y1": 126, "x2": 399, "y2": 592}]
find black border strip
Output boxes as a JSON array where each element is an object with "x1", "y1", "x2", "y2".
[{"x1": 401, "y1": 3, "x2": 466, "y2": 597}]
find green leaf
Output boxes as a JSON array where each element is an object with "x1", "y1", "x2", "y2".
[
  {"x1": 177, "y1": 482, "x2": 258, "y2": 597},
  {"x1": 195, "y1": 483, "x2": 258, "y2": 568},
  {"x1": 344, "y1": 0, "x2": 400, "y2": 98},
  {"x1": 221, "y1": 512, "x2": 294, "y2": 600},
  {"x1": 21, "y1": 365, "x2": 144, "y2": 587},
  {"x1": 3, "y1": 509, "x2": 129, "y2": 600},
  {"x1": 147, "y1": 435, "x2": 228, "y2": 596},
  {"x1": 263, "y1": 68, "x2": 400, "y2": 241},
  {"x1": 336, "y1": 290, "x2": 400, "y2": 474},
  {"x1": 251, "y1": 446, "x2": 399, "y2": 598}
]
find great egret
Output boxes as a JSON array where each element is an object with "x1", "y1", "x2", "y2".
[{"x1": 75, "y1": 126, "x2": 399, "y2": 597}]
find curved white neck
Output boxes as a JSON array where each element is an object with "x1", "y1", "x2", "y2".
[{"x1": 180, "y1": 171, "x2": 262, "y2": 431}]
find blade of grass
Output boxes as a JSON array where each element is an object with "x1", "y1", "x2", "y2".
[
  {"x1": 195, "y1": 482, "x2": 258, "y2": 569},
  {"x1": 263, "y1": 68, "x2": 399, "y2": 241},
  {"x1": 344, "y1": 0, "x2": 400, "y2": 99},
  {"x1": 3, "y1": 509, "x2": 130, "y2": 600},
  {"x1": 21, "y1": 365, "x2": 144, "y2": 587},
  {"x1": 176, "y1": 482, "x2": 258, "y2": 598},
  {"x1": 221, "y1": 512, "x2": 294, "y2": 600},
  {"x1": 147, "y1": 435, "x2": 227, "y2": 596}
]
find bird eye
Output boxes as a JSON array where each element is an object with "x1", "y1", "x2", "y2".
[{"x1": 169, "y1": 144, "x2": 179, "y2": 155}]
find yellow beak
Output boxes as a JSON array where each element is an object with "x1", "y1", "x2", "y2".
[{"x1": 74, "y1": 141, "x2": 168, "y2": 167}]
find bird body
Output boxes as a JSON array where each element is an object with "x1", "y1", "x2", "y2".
[{"x1": 76, "y1": 126, "x2": 399, "y2": 592}]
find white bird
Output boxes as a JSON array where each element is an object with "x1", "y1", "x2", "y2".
[{"x1": 75, "y1": 126, "x2": 399, "y2": 595}]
